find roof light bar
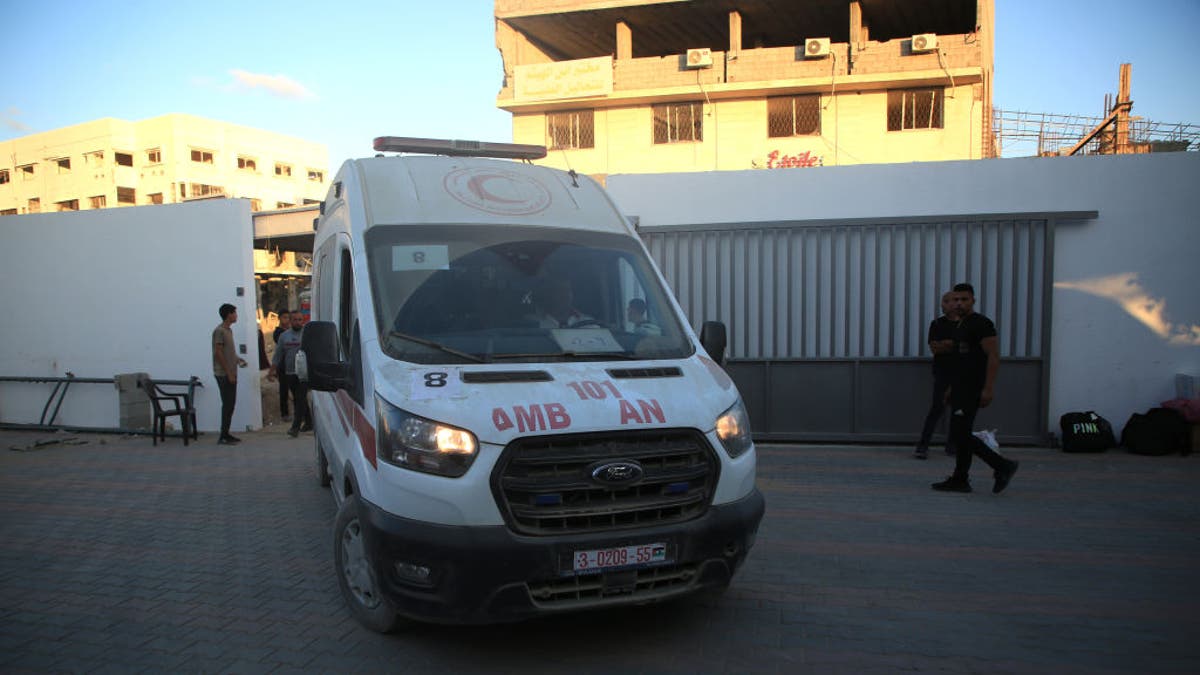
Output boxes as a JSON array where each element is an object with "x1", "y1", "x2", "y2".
[{"x1": 372, "y1": 136, "x2": 547, "y2": 160}]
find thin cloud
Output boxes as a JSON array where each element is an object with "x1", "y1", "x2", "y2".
[
  {"x1": 2, "y1": 107, "x2": 31, "y2": 132},
  {"x1": 228, "y1": 69, "x2": 316, "y2": 100},
  {"x1": 1056, "y1": 272, "x2": 1200, "y2": 346}
]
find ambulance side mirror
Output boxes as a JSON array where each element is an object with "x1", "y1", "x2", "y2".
[
  {"x1": 700, "y1": 321, "x2": 727, "y2": 365},
  {"x1": 299, "y1": 321, "x2": 348, "y2": 392}
]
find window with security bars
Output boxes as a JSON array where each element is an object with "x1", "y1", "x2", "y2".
[
  {"x1": 768, "y1": 95, "x2": 821, "y2": 137},
  {"x1": 887, "y1": 88, "x2": 944, "y2": 131},
  {"x1": 547, "y1": 110, "x2": 594, "y2": 150},
  {"x1": 653, "y1": 102, "x2": 703, "y2": 144}
]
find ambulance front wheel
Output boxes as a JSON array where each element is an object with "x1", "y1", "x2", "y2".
[{"x1": 334, "y1": 494, "x2": 401, "y2": 633}]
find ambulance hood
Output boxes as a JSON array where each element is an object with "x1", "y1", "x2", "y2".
[{"x1": 373, "y1": 355, "x2": 739, "y2": 446}]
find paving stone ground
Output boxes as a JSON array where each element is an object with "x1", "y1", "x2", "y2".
[{"x1": 1, "y1": 428, "x2": 1197, "y2": 674}]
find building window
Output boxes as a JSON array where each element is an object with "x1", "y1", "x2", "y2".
[
  {"x1": 238, "y1": 156, "x2": 257, "y2": 171},
  {"x1": 547, "y1": 110, "x2": 595, "y2": 150},
  {"x1": 0, "y1": 169, "x2": 8, "y2": 184},
  {"x1": 148, "y1": 193, "x2": 163, "y2": 205},
  {"x1": 275, "y1": 162, "x2": 292, "y2": 177},
  {"x1": 307, "y1": 169, "x2": 324, "y2": 182},
  {"x1": 276, "y1": 201, "x2": 295, "y2": 209},
  {"x1": 147, "y1": 149, "x2": 162, "y2": 164},
  {"x1": 249, "y1": 199, "x2": 262, "y2": 212},
  {"x1": 887, "y1": 88, "x2": 944, "y2": 131},
  {"x1": 20, "y1": 164, "x2": 35, "y2": 180},
  {"x1": 117, "y1": 187, "x2": 136, "y2": 204},
  {"x1": 28, "y1": 198, "x2": 40, "y2": 213},
  {"x1": 0, "y1": 208, "x2": 17, "y2": 216},
  {"x1": 191, "y1": 149, "x2": 214, "y2": 164},
  {"x1": 652, "y1": 102, "x2": 703, "y2": 144},
  {"x1": 56, "y1": 199, "x2": 79, "y2": 212},
  {"x1": 768, "y1": 95, "x2": 821, "y2": 137},
  {"x1": 115, "y1": 152, "x2": 133, "y2": 167},
  {"x1": 189, "y1": 183, "x2": 223, "y2": 198},
  {"x1": 55, "y1": 158, "x2": 72, "y2": 174},
  {"x1": 89, "y1": 195, "x2": 107, "y2": 209},
  {"x1": 85, "y1": 151, "x2": 104, "y2": 168}
]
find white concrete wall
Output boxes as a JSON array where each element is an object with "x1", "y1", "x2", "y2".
[
  {"x1": 607, "y1": 152, "x2": 1200, "y2": 436},
  {"x1": 0, "y1": 199, "x2": 262, "y2": 433}
]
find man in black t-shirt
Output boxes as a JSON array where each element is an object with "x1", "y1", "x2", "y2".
[
  {"x1": 931, "y1": 283, "x2": 1020, "y2": 494},
  {"x1": 915, "y1": 291, "x2": 958, "y2": 459}
]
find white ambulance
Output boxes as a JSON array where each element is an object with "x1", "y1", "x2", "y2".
[{"x1": 299, "y1": 137, "x2": 764, "y2": 631}]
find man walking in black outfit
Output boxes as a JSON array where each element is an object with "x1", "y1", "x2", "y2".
[
  {"x1": 931, "y1": 283, "x2": 1020, "y2": 494},
  {"x1": 915, "y1": 291, "x2": 958, "y2": 459}
]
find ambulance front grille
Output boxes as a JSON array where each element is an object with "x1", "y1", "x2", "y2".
[{"x1": 492, "y1": 429, "x2": 718, "y2": 536}]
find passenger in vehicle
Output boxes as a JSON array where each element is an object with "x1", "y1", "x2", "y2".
[{"x1": 626, "y1": 298, "x2": 662, "y2": 336}]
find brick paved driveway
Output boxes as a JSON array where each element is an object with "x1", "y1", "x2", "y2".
[{"x1": 1, "y1": 429, "x2": 1197, "y2": 674}]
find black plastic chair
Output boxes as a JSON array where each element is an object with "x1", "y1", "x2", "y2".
[{"x1": 138, "y1": 374, "x2": 197, "y2": 446}]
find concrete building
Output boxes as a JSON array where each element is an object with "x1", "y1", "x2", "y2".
[
  {"x1": 0, "y1": 114, "x2": 329, "y2": 216},
  {"x1": 495, "y1": 0, "x2": 994, "y2": 177}
]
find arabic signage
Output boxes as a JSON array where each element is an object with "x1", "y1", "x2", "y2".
[{"x1": 515, "y1": 56, "x2": 613, "y2": 102}]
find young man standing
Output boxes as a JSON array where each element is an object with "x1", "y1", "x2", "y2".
[
  {"x1": 931, "y1": 283, "x2": 1020, "y2": 494},
  {"x1": 268, "y1": 310, "x2": 311, "y2": 438},
  {"x1": 212, "y1": 303, "x2": 246, "y2": 444},
  {"x1": 272, "y1": 310, "x2": 292, "y2": 421}
]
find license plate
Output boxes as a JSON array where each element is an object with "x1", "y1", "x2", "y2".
[{"x1": 573, "y1": 542, "x2": 668, "y2": 572}]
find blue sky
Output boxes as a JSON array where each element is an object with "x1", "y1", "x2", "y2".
[{"x1": 3, "y1": 0, "x2": 1197, "y2": 167}]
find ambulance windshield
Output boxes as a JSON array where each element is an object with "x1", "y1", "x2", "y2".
[{"x1": 365, "y1": 224, "x2": 693, "y2": 364}]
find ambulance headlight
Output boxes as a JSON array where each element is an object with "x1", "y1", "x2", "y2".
[
  {"x1": 375, "y1": 395, "x2": 478, "y2": 477},
  {"x1": 715, "y1": 398, "x2": 753, "y2": 458}
]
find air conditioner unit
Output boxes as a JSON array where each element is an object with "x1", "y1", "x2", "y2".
[
  {"x1": 685, "y1": 47, "x2": 713, "y2": 68},
  {"x1": 804, "y1": 37, "x2": 831, "y2": 58},
  {"x1": 911, "y1": 33, "x2": 938, "y2": 53}
]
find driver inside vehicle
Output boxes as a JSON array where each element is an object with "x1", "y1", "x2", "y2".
[{"x1": 532, "y1": 276, "x2": 596, "y2": 329}]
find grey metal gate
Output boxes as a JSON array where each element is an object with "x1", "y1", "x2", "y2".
[{"x1": 641, "y1": 216, "x2": 1054, "y2": 444}]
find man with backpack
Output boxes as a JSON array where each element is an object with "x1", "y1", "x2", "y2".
[{"x1": 931, "y1": 283, "x2": 1021, "y2": 494}]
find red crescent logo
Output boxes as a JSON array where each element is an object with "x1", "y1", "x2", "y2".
[
  {"x1": 466, "y1": 174, "x2": 525, "y2": 204},
  {"x1": 443, "y1": 168, "x2": 552, "y2": 216}
]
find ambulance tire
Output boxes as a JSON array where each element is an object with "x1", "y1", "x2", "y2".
[
  {"x1": 316, "y1": 434, "x2": 331, "y2": 488},
  {"x1": 334, "y1": 494, "x2": 402, "y2": 633}
]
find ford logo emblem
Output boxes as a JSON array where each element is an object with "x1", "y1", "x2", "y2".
[{"x1": 590, "y1": 461, "x2": 644, "y2": 486}]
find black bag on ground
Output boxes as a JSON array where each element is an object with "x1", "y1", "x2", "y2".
[
  {"x1": 1121, "y1": 407, "x2": 1191, "y2": 456},
  {"x1": 1059, "y1": 411, "x2": 1116, "y2": 452}
]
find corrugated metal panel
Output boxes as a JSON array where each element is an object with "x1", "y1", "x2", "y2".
[{"x1": 643, "y1": 219, "x2": 1047, "y2": 360}]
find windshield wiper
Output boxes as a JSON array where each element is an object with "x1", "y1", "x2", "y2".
[
  {"x1": 386, "y1": 331, "x2": 486, "y2": 363},
  {"x1": 488, "y1": 351, "x2": 642, "y2": 361}
]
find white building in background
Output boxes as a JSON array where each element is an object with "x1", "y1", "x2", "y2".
[{"x1": 0, "y1": 114, "x2": 329, "y2": 216}]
